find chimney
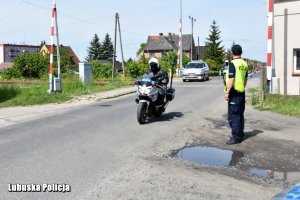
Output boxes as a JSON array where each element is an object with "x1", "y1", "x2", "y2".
[
  {"x1": 172, "y1": 33, "x2": 176, "y2": 43},
  {"x1": 167, "y1": 33, "x2": 175, "y2": 44}
]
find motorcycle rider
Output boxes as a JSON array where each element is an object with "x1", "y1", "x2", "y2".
[
  {"x1": 146, "y1": 57, "x2": 169, "y2": 104},
  {"x1": 222, "y1": 60, "x2": 229, "y2": 85}
]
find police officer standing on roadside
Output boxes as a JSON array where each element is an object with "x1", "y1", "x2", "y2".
[{"x1": 224, "y1": 44, "x2": 248, "y2": 145}]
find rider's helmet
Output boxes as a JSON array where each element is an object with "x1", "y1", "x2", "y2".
[
  {"x1": 149, "y1": 57, "x2": 160, "y2": 74},
  {"x1": 231, "y1": 44, "x2": 243, "y2": 55},
  {"x1": 225, "y1": 60, "x2": 229, "y2": 66}
]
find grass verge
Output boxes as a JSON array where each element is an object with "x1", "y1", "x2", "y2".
[
  {"x1": 0, "y1": 78, "x2": 132, "y2": 107},
  {"x1": 248, "y1": 88, "x2": 300, "y2": 118}
]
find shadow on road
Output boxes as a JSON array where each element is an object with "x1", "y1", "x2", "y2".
[
  {"x1": 148, "y1": 112, "x2": 184, "y2": 123},
  {"x1": 98, "y1": 104, "x2": 113, "y2": 107},
  {"x1": 244, "y1": 129, "x2": 263, "y2": 141}
]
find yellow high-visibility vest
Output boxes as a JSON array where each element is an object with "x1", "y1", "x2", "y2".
[{"x1": 226, "y1": 59, "x2": 248, "y2": 92}]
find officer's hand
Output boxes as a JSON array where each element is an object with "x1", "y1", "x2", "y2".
[{"x1": 224, "y1": 93, "x2": 229, "y2": 101}]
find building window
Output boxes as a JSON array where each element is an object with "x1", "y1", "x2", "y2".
[
  {"x1": 9, "y1": 49, "x2": 15, "y2": 57},
  {"x1": 294, "y1": 49, "x2": 300, "y2": 72}
]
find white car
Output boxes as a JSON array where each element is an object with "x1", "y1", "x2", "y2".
[
  {"x1": 182, "y1": 61, "x2": 210, "y2": 82},
  {"x1": 248, "y1": 71, "x2": 253, "y2": 78}
]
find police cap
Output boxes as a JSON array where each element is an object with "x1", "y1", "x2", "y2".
[{"x1": 231, "y1": 44, "x2": 243, "y2": 55}]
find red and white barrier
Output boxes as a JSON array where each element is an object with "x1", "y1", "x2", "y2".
[
  {"x1": 177, "y1": 0, "x2": 183, "y2": 75},
  {"x1": 48, "y1": 0, "x2": 56, "y2": 93},
  {"x1": 177, "y1": 18, "x2": 182, "y2": 68},
  {"x1": 267, "y1": 0, "x2": 274, "y2": 81}
]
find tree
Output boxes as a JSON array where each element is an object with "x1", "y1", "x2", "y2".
[
  {"x1": 182, "y1": 53, "x2": 190, "y2": 67},
  {"x1": 204, "y1": 20, "x2": 225, "y2": 69},
  {"x1": 160, "y1": 51, "x2": 178, "y2": 73},
  {"x1": 136, "y1": 43, "x2": 146, "y2": 56},
  {"x1": 40, "y1": 40, "x2": 46, "y2": 48},
  {"x1": 53, "y1": 46, "x2": 77, "y2": 73},
  {"x1": 100, "y1": 33, "x2": 114, "y2": 60},
  {"x1": 85, "y1": 34, "x2": 102, "y2": 62}
]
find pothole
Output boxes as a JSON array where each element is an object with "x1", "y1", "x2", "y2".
[
  {"x1": 175, "y1": 146, "x2": 300, "y2": 186},
  {"x1": 176, "y1": 146, "x2": 243, "y2": 167}
]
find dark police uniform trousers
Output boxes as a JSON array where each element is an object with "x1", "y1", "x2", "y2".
[{"x1": 228, "y1": 90, "x2": 245, "y2": 141}]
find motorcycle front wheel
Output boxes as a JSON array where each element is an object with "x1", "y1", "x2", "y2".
[{"x1": 137, "y1": 102, "x2": 147, "y2": 124}]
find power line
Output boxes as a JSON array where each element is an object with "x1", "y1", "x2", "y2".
[
  {"x1": 274, "y1": 12, "x2": 300, "y2": 17},
  {"x1": 23, "y1": 0, "x2": 145, "y2": 36},
  {"x1": 0, "y1": 0, "x2": 25, "y2": 22}
]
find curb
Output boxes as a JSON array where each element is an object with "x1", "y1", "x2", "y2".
[{"x1": 0, "y1": 86, "x2": 137, "y2": 128}]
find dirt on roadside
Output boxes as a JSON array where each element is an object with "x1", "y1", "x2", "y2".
[{"x1": 85, "y1": 101, "x2": 300, "y2": 200}]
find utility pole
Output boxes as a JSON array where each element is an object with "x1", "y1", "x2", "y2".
[
  {"x1": 261, "y1": 66, "x2": 267, "y2": 105},
  {"x1": 112, "y1": 13, "x2": 117, "y2": 79},
  {"x1": 117, "y1": 13, "x2": 125, "y2": 77},
  {"x1": 55, "y1": 3, "x2": 61, "y2": 90},
  {"x1": 197, "y1": 36, "x2": 200, "y2": 60},
  {"x1": 189, "y1": 16, "x2": 196, "y2": 61},
  {"x1": 112, "y1": 13, "x2": 125, "y2": 79}
]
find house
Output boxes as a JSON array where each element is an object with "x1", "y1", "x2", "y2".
[
  {"x1": 273, "y1": 0, "x2": 300, "y2": 95},
  {"x1": 143, "y1": 33, "x2": 205, "y2": 61},
  {"x1": 195, "y1": 46, "x2": 206, "y2": 60},
  {"x1": 0, "y1": 44, "x2": 40, "y2": 64},
  {"x1": 40, "y1": 44, "x2": 80, "y2": 65}
]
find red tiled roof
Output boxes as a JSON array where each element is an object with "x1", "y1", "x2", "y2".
[{"x1": 44, "y1": 45, "x2": 80, "y2": 64}]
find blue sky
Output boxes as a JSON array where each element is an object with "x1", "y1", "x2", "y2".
[{"x1": 0, "y1": 0, "x2": 268, "y2": 62}]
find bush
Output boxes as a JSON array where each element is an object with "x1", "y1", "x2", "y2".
[
  {"x1": 2, "y1": 52, "x2": 49, "y2": 79},
  {"x1": 16, "y1": 52, "x2": 49, "y2": 78},
  {"x1": 1, "y1": 67, "x2": 22, "y2": 79},
  {"x1": 91, "y1": 60, "x2": 116, "y2": 79},
  {"x1": 126, "y1": 58, "x2": 148, "y2": 78},
  {"x1": 209, "y1": 70, "x2": 220, "y2": 76}
]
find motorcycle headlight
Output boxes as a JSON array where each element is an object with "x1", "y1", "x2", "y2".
[{"x1": 144, "y1": 88, "x2": 151, "y2": 95}]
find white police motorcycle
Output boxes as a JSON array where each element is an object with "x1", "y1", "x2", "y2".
[{"x1": 134, "y1": 73, "x2": 175, "y2": 124}]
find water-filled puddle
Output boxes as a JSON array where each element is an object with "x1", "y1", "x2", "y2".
[
  {"x1": 176, "y1": 146, "x2": 300, "y2": 185},
  {"x1": 176, "y1": 146, "x2": 244, "y2": 167},
  {"x1": 247, "y1": 167, "x2": 271, "y2": 177}
]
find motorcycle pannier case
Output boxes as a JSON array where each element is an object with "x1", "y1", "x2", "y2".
[{"x1": 166, "y1": 88, "x2": 175, "y2": 101}]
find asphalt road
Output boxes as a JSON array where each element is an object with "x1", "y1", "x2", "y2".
[
  {"x1": 2, "y1": 75, "x2": 298, "y2": 200},
  {"x1": 0, "y1": 77, "x2": 224, "y2": 199}
]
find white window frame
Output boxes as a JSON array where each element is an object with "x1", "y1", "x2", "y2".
[{"x1": 293, "y1": 49, "x2": 300, "y2": 73}]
